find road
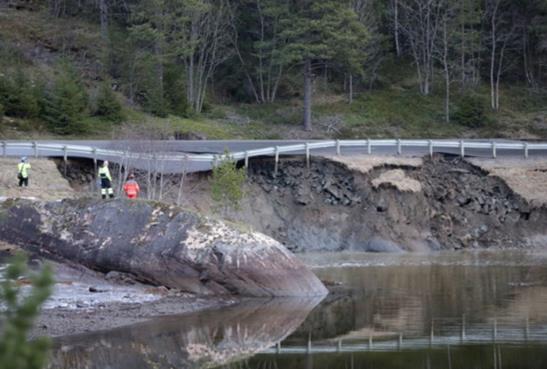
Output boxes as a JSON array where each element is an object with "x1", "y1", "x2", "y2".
[{"x1": 3, "y1": 139, "x2": 547, "y2": 173}]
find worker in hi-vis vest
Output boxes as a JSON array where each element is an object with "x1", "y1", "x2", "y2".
[
  {"x1": 98, "y1": 161, "x2": 114, "y2": 199},
  {"x1": 17, "y1": 157, "x2": 31, "y2": 187},
  {"x1": 123, "y1": 173, "x2": 140, "y2": 199}
]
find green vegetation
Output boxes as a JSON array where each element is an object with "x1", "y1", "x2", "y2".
[
  {"x1": 0, "y1": 0, "x2": 546, "y2": 139},
  {"x1": 94, "y1": 82, "x2": 124, "y2": 123},
  {"x1": 210, "y1": 152, "x2": 247, "y2": 214},
  {"x1": 0, "y1": 253, "x2": 53, "y2": 369}
]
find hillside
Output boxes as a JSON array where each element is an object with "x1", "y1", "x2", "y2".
[{"x1": 0, "y1": 5, "x2": 546, "y2": 140}]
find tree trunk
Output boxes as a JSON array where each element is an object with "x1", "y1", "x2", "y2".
[
  {"x1": 348, "y1": 73, "x2": 353, "y2": 105},
  {"x1": 99, "y1": 0, "x2": 108, "y2": 44},
  {"x1": 443, "y1": 19, "x2": 450, "y2": 123},
  {"x1": 393, "y1": 0, "x2": 401, "y2": 56},
  {"x1": 489, "y1": 1, "x2": 499, "y2": 111},
  {"x1": 303, "y1": 59, "x2": 313, "y2": 131}
]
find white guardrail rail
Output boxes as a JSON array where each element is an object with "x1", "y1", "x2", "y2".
[{"x1": 1, "y1": 140, "x2": 547, "y2": 172}]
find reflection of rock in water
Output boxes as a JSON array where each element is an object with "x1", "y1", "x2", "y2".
[{"x1": 47, "y1": 297, "x2": 323, "y2": 369}]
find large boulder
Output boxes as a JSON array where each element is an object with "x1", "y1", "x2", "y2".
[{"x1": 0, "y1": 198, "x2": 327, "y2": 297}]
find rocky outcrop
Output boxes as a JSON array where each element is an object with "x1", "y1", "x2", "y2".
[{"x1": 0, "y1": 198, "x2": 327, "y2": 297}]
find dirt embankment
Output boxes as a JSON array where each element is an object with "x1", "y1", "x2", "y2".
[
  {"x1": 0, "y1": 158, "x2": 77, "y2": 200},
  {"x1": 5, "y1": 155, "x2": 547, "y2": 253},
  {"x1": 228, "y1": 155, "x2": 547, "y2": 252}
]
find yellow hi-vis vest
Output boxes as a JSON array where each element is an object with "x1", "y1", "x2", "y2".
[
  {"x1": 17, "y1": 163, "x2": 31, "y2": 178},
  {"x1": 98, "y1": 166, "x2": 112, "y2": 181}
]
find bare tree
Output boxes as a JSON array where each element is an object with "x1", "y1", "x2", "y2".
[
  {"x1": 486, "y1": 0, "x2": 518, "y2": 111},
  {"x1": 181, "y1": 0, "x2": 234, "y2": 113},
  {"x1": 228, "y1": 0, "x2": 286, "y2": 104},
  {"x1": 399, "y1": 0, "x2": 446, "y2": 96}
]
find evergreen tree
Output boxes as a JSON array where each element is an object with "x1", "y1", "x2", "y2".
[
  {"x1": 42, "y1": 63, "x2": 89, "y2": 135},
  {"x1": 95, "y1": 82, "x2": 124, "y2": 122},
  {"x1": 278, "y1": 0, "x2": 370, "y2": 130},
  {"x1": 0, "y1": 253, "x2": 53, "y2": 369},
  {"x1": 0, "y1": 70, "x2": 41, "y2": 119},
  {"x1": 210, "y1": 152, "x2": 246, "y2": 215}
]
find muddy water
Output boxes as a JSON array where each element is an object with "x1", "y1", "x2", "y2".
[{"x1": 47, "y1": 250, "x2": 547, "y2": 369}]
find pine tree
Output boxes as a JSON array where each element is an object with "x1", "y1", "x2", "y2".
[
  {"x1": 210, "y1": 152, "x2": 246, "y2": 215},
  {"x1": 42, "y1": 63, "x2": 89, "y2": 135},
  {"x1": 95, "y1": 81, "x2": 124, "y2": 123},
  {"x1": 278, "y1": 0, "x2": 370, "y2": 130},
  {"x1": 0, "y1": 253, "x2": 53, "y2": 369}
]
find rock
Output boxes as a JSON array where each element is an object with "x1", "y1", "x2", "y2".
[
  {"x1": 0, "y1": 198, "x2": 327, "y2": 298},
  {"x1": 352, "y1": 237, "x2": 404, "y2": 253},
  {"x1": 88, "y1": 287, "x2": 106, "y2": 293}
]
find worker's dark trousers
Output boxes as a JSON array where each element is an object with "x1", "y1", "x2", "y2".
[
  {"x1": 101, "y1": 178, "x2": 114, "y2": 199},
  {"x1": 18, "y1": 177, "x2": 28, "y2": 187}
]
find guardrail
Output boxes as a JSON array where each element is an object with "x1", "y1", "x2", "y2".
[
  {"x1": 263, "y1": 317, "x2": 545, "y2": 354},
  {"x1": 1, "y1": 140, "x2": 546, "y2": 173}
]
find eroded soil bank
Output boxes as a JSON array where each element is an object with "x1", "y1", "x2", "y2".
[
  {"x1": 54, "y1": 154, "x2": 547, "y2": 253},
  {"x1": 232, "y1": 155, "x2": 547, "y2": 252}
]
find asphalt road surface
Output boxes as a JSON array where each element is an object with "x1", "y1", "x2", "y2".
[{"x1": 3, "y1": 139, "x2": 546, "y2": 173}]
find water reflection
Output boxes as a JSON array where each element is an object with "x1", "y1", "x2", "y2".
[
  {"x1": 290, "y1": 252, "x2": 547, "y2": 343},
  {"x1": 47, "y1": 297, "x2": 323, "y2": 369},
  {"x1": 47, "y1": 251, "x2": 547, "y2": 369},
  {"x1": 242, "y1": 344, "x2": 547, "y2": 369}
]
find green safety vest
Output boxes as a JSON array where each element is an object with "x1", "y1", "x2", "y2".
[
  {"x1": 98, "y1": 166, "x2": 112, "y2": 181},
  {"x1": 17, "y1": 163, "x2": 31, "y2": 178}
]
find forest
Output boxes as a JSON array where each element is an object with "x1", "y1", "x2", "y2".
[{"x1": 0, "y1": 0, "x2": 546, "y2": 139}]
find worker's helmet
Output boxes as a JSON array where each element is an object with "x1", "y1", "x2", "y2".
[
  {"x1": 103, "y1": 160, "x2": 109, "y2": 166},
  {"x1": 128, "y1": 173, "x2": 135, "y2": 179},
  {"x1": 21, "y1": 156, "x2": 27, "y2": 162}
]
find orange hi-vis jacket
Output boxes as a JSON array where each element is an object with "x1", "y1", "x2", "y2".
[{"x1": 123, "y1": 179, "x2": 140, "y2": 199}]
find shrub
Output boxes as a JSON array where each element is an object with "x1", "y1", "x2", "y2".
[
  {"x1": 95, "y1": 82, "x2": 124, "y2": 123},
  {"x1": 210, "y1": 152, "x2": 246, "y2": 214},
  {"x1": 42, "y1": 63, "x2": 89, "y2": 135},
  {"x1": 0, "y1": 253, "x2": 53, "y2": 369},
  {"x1": 453, "y1": 95, "x2": 489, "y2": 128}
]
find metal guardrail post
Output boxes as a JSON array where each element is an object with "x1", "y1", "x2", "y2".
[
  {"x1": 398, "y1": 333, "x2": 403, "y2": 351},
  {"x1": 274, "y1": 146, "x2": 280, "y2": 176},
  {"x1": 63, "y1": 145, "x2": 68, "y2": 176},
  {"x1": 33, "y1": 141, "x2": 38, "y2": 157},
  {"x1": 276, "y1": 342, "x2": 281, "y2": 354},
  {"x1": 397, "y1": 139, "x2": 402, "y2": 155},
  {"x1": 336, "y1": 139, "x2": 341, "y2": 156},
  {"x1": 460, "y1": 140, "x2": 465, "y2": 158},
  {"x1": 524, "y1": 143, "x2": 529, "y2": 159},
  {"x1": 368, "y1": 335, "x2": 373, "y2": 350},
  {"x1": 430, "y1": 320, "x2": 434, "y2": 346},
  {"x1": 491, "y1": 141, "x2": 497, "y2": 158},
  {"x1": 429, "y1": 140, "x2": 434, "y2": 158},
  {"x1": 492, "y1": 318, "x2": 498, "y2": 341},
  {"x1": 305, "y1": 143, "x2": 310, "y2": 169},
  {"x1": 525, "y1": 316, "x2": 530, "y2": 341},
  {"x1": 307, "y1": 333, "x2": 311, "y2": 354},
  {"x1": 461, "y1": 314, "x2": 466, "y2": 341},
  {"x1": 367, "y1": 139, "x2": 372, "y2": 155},
  {"x1": 1, "y1": 141, "x2": 5, "y2": 157},
  {"x1": 244, "y1": 151, "x2": 249, "y2": 169},
  {"x1": 337, "y1": 339, "x2": 342, "y2": 353}
]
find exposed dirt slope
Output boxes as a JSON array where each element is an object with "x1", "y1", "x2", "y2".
[
  {"x1": 0, "y1": 158, "x2": 76, "y2": 200},
  {"x1": 467, "y1": 158, "x2": 547, "y2": 207},
  {"x1": 230, "y1": 155, "x2": 547, "y2": 252}
]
